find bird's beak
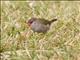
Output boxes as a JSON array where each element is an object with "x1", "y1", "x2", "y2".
[
  {"x1": 27, "y1": 23, "x2": 32, "y2": 30},
  {"x1": 27, "y1": 23, "x2": 31, "y2": 26},
  {"x1": 26, "y1": 21, "x2": 30, "y2": 28}
]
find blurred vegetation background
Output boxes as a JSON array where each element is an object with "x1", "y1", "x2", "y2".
[{"x1": 1, "y1": 1, "x2": 80, "y2": 60}]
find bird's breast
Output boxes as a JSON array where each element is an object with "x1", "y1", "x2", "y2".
[{"x1": 31, "y1": 21, "x2": 49, "y2": 33}]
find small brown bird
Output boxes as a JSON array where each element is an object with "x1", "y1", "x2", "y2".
[{"x1": 27, "y1": 17, "x2": 57, "y2": 33}]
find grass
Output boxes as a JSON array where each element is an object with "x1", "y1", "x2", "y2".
[{"x1": 1, "y1": 1, "x2": 80, "y2": 60}]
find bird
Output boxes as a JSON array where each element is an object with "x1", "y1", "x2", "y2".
[{"x1": 27, "y1": 17, "x2": 57, "y2": 33}]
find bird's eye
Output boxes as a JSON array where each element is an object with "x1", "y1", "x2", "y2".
[
  {"x1": 28, "y1": 20, "x2": 33, "y2": 24},
  {"x1": 28, "y1": 18, "x2": 35, "y2": 24},
  {"x1": 30, "y1": 21, "x2": 33, "y2": 24}
]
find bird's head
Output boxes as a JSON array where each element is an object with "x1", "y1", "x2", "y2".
[{"x1": 28, "y1": 18, "x2": 37, "y2": 26}]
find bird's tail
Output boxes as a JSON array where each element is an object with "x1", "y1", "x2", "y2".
[{"x1": 49, "y1": 19, "x2": 57, "y2": 25}]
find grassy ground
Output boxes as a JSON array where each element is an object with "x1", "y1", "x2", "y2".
[{"x1": 1, "y1": 1, "x2": 80, "y2": 60}]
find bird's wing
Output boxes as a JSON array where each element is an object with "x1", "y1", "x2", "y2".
[{"x1": 37, "y1": 18, "x2": 50, "y2": 25}]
